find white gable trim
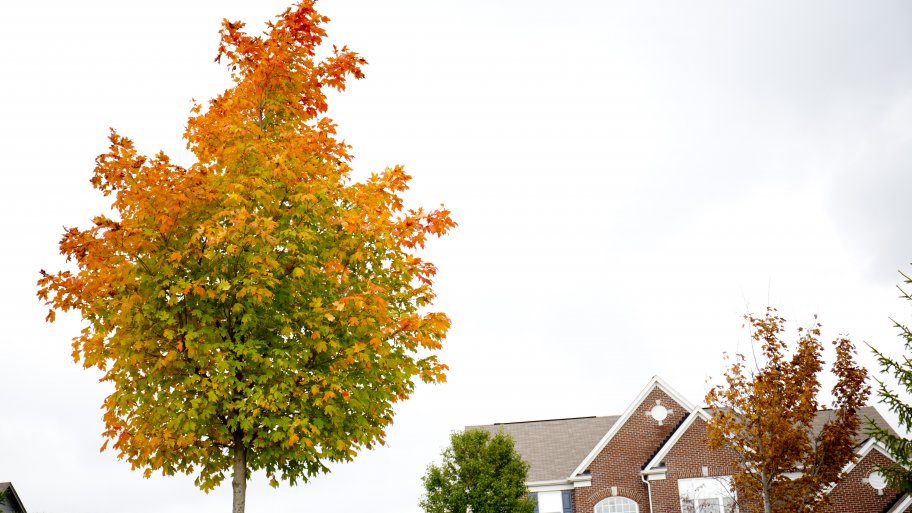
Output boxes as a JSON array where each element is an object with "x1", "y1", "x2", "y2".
[
  {"x1": 570, "y1": 376, "x2": 696, "y2": 478},
  {"x1": 887, "y1": 494, "x2": 912, "y2": 513},
  {"x1": 836, "y1": 438, "x2": 895, "y2": 481},
  {"x1": 641, "y1": 407, "x2": 712, "y2": 474}
]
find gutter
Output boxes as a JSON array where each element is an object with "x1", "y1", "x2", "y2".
[{"x1": 641, "y1": 471, "x2": 655, "y2": 513}]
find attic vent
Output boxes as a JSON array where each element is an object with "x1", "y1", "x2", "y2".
[
  {"x1": 864, "y1": 472, "x2": 887, "y2": 495},
  {"x1": 646, "y1": 400, "x2": 672, "y2": 425}
]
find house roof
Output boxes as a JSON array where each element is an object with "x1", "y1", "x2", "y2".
[
  {"x1": 0, "y1": 482, "x2": 27, "y2": 513},
  {"x1": 811, "y1": 406, "x2": 898, "y2": 444},
  {"x1": 472, "y1": 397, "x2": 899, "y2": 485},
  {"x1": 468, "y1": 415, "x2": 619, "y2": 483}
]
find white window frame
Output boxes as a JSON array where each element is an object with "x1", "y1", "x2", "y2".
[
  {"x1": 594, "y1": 496, "x2": 639, "y2": 513},
  {"x1": 677, "y1": 476, "x2": 737, "y2": 513}
]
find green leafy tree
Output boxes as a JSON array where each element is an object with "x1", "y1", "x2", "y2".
[
  {"x1": 421, "y1": 430, "x2": 535, "y2": 513},
  {"x1": 36, "y1": 2, "x2": 454, "y2": 512},
  {"x1": 869, "y1": 271, "x2": 912, "y2": 492}
]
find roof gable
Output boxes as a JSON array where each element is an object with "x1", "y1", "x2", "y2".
[
  {"x1": 836, "y1": 437, "x2": 896, "y2": 480},
  {"x1": 570, "y1": 375, "x2": 695, "y2": 478}
]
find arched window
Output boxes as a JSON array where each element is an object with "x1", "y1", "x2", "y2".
[{"x1": 594, "y1": 497, "x2": 639, "y2": 513}]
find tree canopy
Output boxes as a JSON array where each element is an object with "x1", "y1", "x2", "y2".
[
  {"x1": 37, "y1": 2, "x2": 455, "y2": 511},
  {"x1": 706, "y1": 309, "x2": 869, "y2": 513},
  {"x1": 869, "y1": 271, "x2": 912, "y2": 493},
  {"x1": 421, "y1": 430, "x2": 535, "y2": 513}
]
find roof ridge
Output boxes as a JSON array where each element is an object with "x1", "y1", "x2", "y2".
[{"x1": 493, "y1": 415, "x2": 611, "y2": 426}]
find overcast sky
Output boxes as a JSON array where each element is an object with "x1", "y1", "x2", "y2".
[{"x1": 2, "y1": 1, "x2": 912, "y2": 512}]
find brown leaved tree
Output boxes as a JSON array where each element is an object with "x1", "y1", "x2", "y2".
[{"x1": 706, "y1": 308, "x2": 869, "y2": 513}]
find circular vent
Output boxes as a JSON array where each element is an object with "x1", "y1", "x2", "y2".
[
  {"x1": 649, "y1": 404, "x2": 669, "y2": 423},
  {"x1": 869, "y1": 471, "x2": 888, "y2": 491}
]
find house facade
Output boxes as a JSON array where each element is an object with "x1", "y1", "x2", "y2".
[{"x1": 470, "y1": 376, "x2": 906, "y2": 513}]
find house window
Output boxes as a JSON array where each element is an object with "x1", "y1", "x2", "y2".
[
  {"x1": 594, "y1": 496, "x2": 638, "y2": 513},
  {"x1": 678, "y1": 476, "x2": 736, "y2": 513}
]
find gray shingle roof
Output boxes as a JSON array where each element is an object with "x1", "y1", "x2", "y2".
[
  {"x1": 812, "y1": 405, "x2": 898, "y2": 445},
  {"x1": 468, "y1": 416, "x2": 619, "y2": 482}
]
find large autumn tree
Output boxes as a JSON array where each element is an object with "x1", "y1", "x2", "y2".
[
  {"x1": 869, "y1": 271, "x2": 912, "y2": 492},
  {"x1": 37, "y1": 3, "x2": 454, "y2": 512},
  {"x1": 706, "y1": 309, "x2": 869, "y2": 513}
]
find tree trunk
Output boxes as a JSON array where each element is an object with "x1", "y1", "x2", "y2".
[
  {"x1": 232, "y1": 430, "x2": 247, "y2": 513},
  {"x1": 761, "y1": 472, "x2": 772, "y2": 513}
]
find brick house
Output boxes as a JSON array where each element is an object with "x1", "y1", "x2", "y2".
[{"x1": 470, "y1": 376, "x2": 908, "y2": 513}]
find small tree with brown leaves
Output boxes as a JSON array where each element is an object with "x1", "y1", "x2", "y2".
[{"x1": 706, "y1": 309, "x2": 869, "y2": 513}]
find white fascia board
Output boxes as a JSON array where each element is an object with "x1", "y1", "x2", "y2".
[
  {"x1": 823, "y1": 438, "x2": 897, "y2": 495},
  {"x1": 569, "y1": 475, "x2": 592, "y2": 488},
  {"x1": 527, "y1": 480, "x2": 575, "y2": 492},
  {"x1": 887, "y1": 494, "x2": 912, "y2": 513},
  {"x1": 837, "y1": 438, "x2": 895, "y2": 482},
  {"x1": 570, "y1": 376, "x2": 696, "y2": 478},
  {"x1": 641, "y1": 407, "x2": 711, "y2": 473},
  {"x1": 653, "y1": 375, "x2": 698, "y2": 412},
  {"x1": 869, "y1": 439, "x2": 897, "y2": 460}
]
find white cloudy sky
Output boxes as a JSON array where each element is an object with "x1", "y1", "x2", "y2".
[{"x1": 2, "y1": 1, "x2": 912, "y2": 512}]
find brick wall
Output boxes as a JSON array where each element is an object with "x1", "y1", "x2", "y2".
[
  {"x1": 644, "y1": 417, "x2": 901, "y2": 513},
  {"x1": 648, "y1": 417, "x2": 740, "y2": 513},
  {"x1": 824, "y1": 449, "x2": 901, "y2": 513},
  {"x1": 573, "y1": 387, "x2": 689, "y2": 513}
]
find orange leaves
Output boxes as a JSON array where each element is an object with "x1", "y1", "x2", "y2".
[
  {"x1": 318, "y1": 45, "x2": 367, "y2": 91},
  {"x1": 38, "y1": 0, "x2": 453, "y2": 500},
  {"x1": 706, "y1": 309, "x2": 870, "y2": 513}
]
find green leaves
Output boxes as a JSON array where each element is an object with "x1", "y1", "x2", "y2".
[
  {"x1": 37, "y1": 0, "x2": 454, "y2": 506},
  {"x1": 869, "y1": 271, "x2": 912, "y2": 493},
  {"x1": 421, "y1": 431, "x2": 535, "y2": 513}
]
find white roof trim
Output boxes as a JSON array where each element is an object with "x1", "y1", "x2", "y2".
[
  {"x1": 527, "y1": 479, "x2": 572, "y2": 487},
  {"x1": 887, "y1": 494, "x2": 912, "y2": 513},
  {"x1": 816, "y1": 438, "x2": 895, "y2": 495},
  {"x1": 641, "y1": 407, "x2": 711, "y2": 473},
  {"x1": 836, "y1": 438, "x2": 895, "y2": 481},
  {"x1": 570, "y1": 375, "x2": 696, "y2": 478},
  {"x1": 527, "y1": 481, "x2": 576, "y2": 492}
]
